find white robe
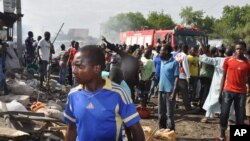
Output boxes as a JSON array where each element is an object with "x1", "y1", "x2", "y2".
[
  {"x1": 199, "y1": 55, "x2": 223, "y2": 113},
  {"x1": 199, "y1": 54, "x2": 235, "y2": 120},
  {"x1": 199, "y1": 55, "x2": 234, "y2": 118}
]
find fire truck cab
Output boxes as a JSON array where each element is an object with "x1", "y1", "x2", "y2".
[{"x1": 120, "y1": 25, "x2": 207, "y2": 48}]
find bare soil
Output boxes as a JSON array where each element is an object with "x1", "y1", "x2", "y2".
[{"x1": 139, "y1": 97, "x2": 230, "y2": 141}]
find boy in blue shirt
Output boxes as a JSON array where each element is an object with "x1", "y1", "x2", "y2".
[{"x1": 64, "y1": 45, "x2": 145, "y2": 141}]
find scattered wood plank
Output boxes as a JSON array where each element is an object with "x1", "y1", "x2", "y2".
[
  {"x1": 48, "y1": 126, "x2": 67, "y2": 131},
  {"x1": 0, "y1": 111, "x2": 45, "y2": 117},
  {"x1": 10, "y1": 114, "x2": 61, "y2": 122},
  {"x1": 146, "y1": 126, "x2": 158, "y2": 141},
  {"x1": 0, "y1": 127, "x2": 29, "y2": 138}
]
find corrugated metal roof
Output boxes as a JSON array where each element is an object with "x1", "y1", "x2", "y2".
[{"x1": 0, "y1": 12, "x2": 22, "y2": 27}]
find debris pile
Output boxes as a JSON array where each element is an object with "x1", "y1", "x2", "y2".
[
  {"x1": 0, "y1": 70, "x2": 71, "y2": 141},
  {"x1": 142, "y1": 126, "x2": 176, "y2": 141}
]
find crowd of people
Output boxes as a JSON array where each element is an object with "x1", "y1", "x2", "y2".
[
  {"x1": 98, "y1": 37, "x2": 250, "y2": 141},
  {"x1": 23, "y1": 34, "x2": 250, "y2": 140},
  {"x1": 1, "y1": 31, "x2": 250, "y2": 141},
  {"x1": 24, "y1": 31, "x2": 81, "y2": 88},
  {"x1": 65, "y1": 36, "x2": 249, "y2": 140}
]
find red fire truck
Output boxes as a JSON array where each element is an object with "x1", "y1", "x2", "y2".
[{"x1": 120, "y1": 25, "x2": 207, "y2": 48}]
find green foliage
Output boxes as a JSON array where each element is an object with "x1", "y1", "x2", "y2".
[
  {"x1": 198, "y1": 16, "x2": 216, "y2": 35},
  {"x1": 179, "y1": 6, "x2": 215, "y2": 35},
  {"x1": 222, "y1": 5, "x2": 246, "y2": 29},
  {"x1": 242, "y1": 23, "x2": 250, "y2": 45},
  {"x1": 211, "y1": 20, "x2": 228, "y2": 39},
  {"x1": 213, "y1": 4, "x2": 250, "y2": 45},
  {"x1": 147, "y1": 11, "x2": 175, "y2": 29},
  {"x1": 179, "y1": 6, "x2": 204, "y2": 26}
]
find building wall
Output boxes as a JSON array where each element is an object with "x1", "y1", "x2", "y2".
[{"x1": 67, "y1": 28, "x2": 89, "y2": 39}]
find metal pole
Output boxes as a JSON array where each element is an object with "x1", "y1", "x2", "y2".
[
  {"x1": 52, "y1": 23, "x2": 64, "y2": 44},
  {"x1": 16, "y1": 0, "x2": 22, "y2": 49},
  {"x1": 46, "y1": 23, "x2": 64, "y2": 90}
]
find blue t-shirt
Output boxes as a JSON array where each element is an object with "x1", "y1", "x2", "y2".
[
  {"x1": 154, "y1": 54, "x2": 161, "y2": 77},
  {"x1": 64, "y1": 78, "x2": 140, "y2": 141},
  {"x1": 159, "y1": 57, "x2": 179, "y2": 93}
]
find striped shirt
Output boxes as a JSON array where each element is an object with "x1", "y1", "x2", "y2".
[{"x1": 64, "y1": 78, "x2": 140, "y2": 141}]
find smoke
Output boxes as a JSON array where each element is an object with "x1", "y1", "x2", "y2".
[{"x1": 101, "y1": 13, "x2": 135, "y2": 44}]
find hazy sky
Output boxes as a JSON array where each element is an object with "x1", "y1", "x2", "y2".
[{"x1": 1, "y1": 0, "x2": 250, "y2": 38}]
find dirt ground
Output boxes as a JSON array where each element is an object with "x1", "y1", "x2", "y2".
[{"x1": 139, "y1": 97, "x2": 229, "y2": 141}]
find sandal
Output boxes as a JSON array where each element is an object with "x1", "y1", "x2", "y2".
[
  {"x1": 201, "y1": 117, "x2": 208, "y2": 123},
  {"x1": 219, "y1": 137, "x2": 225, "y2": 141},
  {"x1": 215, "y1": 113, "x2": 221, "y2": 118},
  {"x1": 228, "y1": 119, "x2": 235, "y2": 125}
]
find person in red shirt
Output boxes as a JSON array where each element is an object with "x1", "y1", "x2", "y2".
[
  {"x1": 219, "y1": 41, "x2": 250, "y2": 140},
  {"x1": 58, "y1": 44, "x2": 69, "y2": 85},
  {"x1": 67, "y1": 41, "x2": 76, "y2": 85},
  {"x1": 71, "y1": 42, "x2": 79, "y2": 86}
]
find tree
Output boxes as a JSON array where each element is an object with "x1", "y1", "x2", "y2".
[
  {"x1": 211, "y1": 19, "x2": 228, "y2": 39},
  {"x1": 222, "y1": 5, "x2": 246, "y2": 30},
  {"x1": 242, "y1": 23, "x2": 250, "y2": 45},
  {"x1": 213, "y1": 4, "x2": 250, "y2": 44},
  {"x1": 179, "y1": 6, "x2": 204, "y2": 26},
  {"x1": 179, "y1": 6, "x2": 216, "y2": 38},
  {"x1": 198, "y1": 16, "x2": 216, "y2": 35},
  {"x1": 147, "y1": 11, "x2": 175, "y2": 29}
]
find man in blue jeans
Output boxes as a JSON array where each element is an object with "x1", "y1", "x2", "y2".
[
  {"x1": 158, "y1": 44, "x2": 179, "y2": 130},
  {"x1": 219, "y1": 42, "x2": 250, "y2": 140}
]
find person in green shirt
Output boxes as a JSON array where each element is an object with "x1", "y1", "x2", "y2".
[{"x1": 139, "y1": 47, "x2": 155, "y2": 106}]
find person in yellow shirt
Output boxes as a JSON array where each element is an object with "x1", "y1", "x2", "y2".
[{"x1": 187, "y1": 47, "x2": 199, "y2": 102}]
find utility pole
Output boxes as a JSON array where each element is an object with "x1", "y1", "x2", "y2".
[{"x1": 16, "y1": 0, "x2": 22, "y2": 48}]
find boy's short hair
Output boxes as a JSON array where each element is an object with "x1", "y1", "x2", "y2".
[
  {"x1": 238, "y1": 41, "x2": 247, "y2": 49},
  {"x1": 210, "y1": 46, "x2": 217, "y2": 54},
  {"x1": 79, "y1": 45, "x2": 106, "y2": 70},
  {"x1": 44, "y1": 31, "x2": 50, "y2": 36},
  {"x1": 226, "y1": 47, "x2": 234, "y2": 56},
  {"x1": 61, "y1": 44, "x2": 65, "y2": 50},
  {"x1": 71, "y1": 40, "x2": 76, "y2": 46},
  {"x1": 28, "y1": 31, "x2": 33, "y2": 36},
  {"x1": 181, "y1": 44, "x2": 188, "y2": 53},
  {"x1": 162, "y1": 44, "x2": 172, "y2": 53}
]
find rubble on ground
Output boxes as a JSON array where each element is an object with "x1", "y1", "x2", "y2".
[
  {"x1": 0, "y1": 70, "x2": 70, "y2": 141},
  {"x1": 142, "y1": 126, "x2": 177, "y2": 141}
]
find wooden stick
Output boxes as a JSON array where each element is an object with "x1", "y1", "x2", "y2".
[
  {"x1": 146, "y1": 126, "x2": 158, "y2": 141},
  {"x1": 10, "y1": 114, "x2": 61, "y2": 122},
  {"x1": 48, "y1": 126, "x2": 67, "y2": 131},
  {"x1": 0, "y1": 111, "x2": 45, "y2": 117}
]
